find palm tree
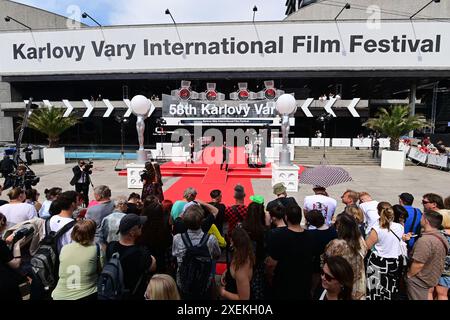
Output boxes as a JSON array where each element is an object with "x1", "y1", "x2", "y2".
[
  {"x1": 363, "y1": 105, "x2": 429, "y2": 151},
  {"x1": 27, "y1": 106, "x2": 78, "y2": 148}
]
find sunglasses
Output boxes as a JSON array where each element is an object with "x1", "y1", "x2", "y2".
[
  {"x1": 422, "y1": 200, "x2": 431, "y2": 205},
  {"x1": 321, "y1": 270, "x2": 336, "y2": 282}
]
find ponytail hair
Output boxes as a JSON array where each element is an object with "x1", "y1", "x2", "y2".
[{"x1": 377, "y1": 202, "x2": 394, "y2": 229}]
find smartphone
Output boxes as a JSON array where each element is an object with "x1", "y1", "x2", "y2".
[{"x1": 410, "y1": 234, "x2": 418, "y2": 238}]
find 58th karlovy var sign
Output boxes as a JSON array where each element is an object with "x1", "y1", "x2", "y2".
[{"x1": 0, "y1": 21, "x2": 449, "y2": 75}]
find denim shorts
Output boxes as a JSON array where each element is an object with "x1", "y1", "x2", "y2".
[{"x1": 438, "y1": 276, "x2": 450, "y2": 288}]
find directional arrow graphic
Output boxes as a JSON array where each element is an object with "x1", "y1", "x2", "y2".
[
  {"x1": 43, "y1": 100, "x2": 53, "y2": 108},
  {"x1": 300, "y1": 98, "x2": 314, "y2": 117},
  {"x1": 323, "y1": 98, "x2": 337, "y2": 117},
  {"x1": 123, "y1": 99, "x2": 132, "y2": 117},
  {"x1": 103, "y1": 99, "x2": 115, "y2": 118},
  {"x1": 347, "y1": 98, "x2": 360, "y2": 117},
  {"x1": 82, "y1": 99, "x2": 94, "y2": 117},
  {"x1": 148, "y1": 100, "x2": 156, "y2": 117},
  {"x1": 62, "y1": 100, "x2": 73, "y2": 117}
]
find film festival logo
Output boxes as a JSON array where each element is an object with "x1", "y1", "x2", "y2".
[{"x1": 169, "y1": 81, "x2": 284, "y2": 166}]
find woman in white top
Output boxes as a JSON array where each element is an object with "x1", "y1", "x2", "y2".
[
  {"x1": 0, "y1": 188, "x2": 37, "y2": 227},
  {"x1": 365, "y1": 202, "x2": 404, "y2": 300},
  {"x1": 38, "y1": 187, "x2": 62, "y2": 219}
]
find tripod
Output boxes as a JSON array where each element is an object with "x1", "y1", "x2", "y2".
[
  {"x1": 317, "y1": 113, "x2": 333, "y2": 165},
  {"x1": 114, "y1": 117, "x2": 127, "y2": 171}
]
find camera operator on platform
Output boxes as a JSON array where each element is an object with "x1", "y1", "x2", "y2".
[
  {"x1": 11, "y1": 164, "x2": 37, "y2": 190},
  {"x1": 70, "y1": 160, "x2": 92, "y2": 207}
]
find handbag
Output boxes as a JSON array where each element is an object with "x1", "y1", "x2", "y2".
[{"x1": 390, "y1": 229, "x2": 408, "y2": 267}]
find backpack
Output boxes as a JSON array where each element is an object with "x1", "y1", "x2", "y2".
[
  {"x1": 97, "y1": 243, "x2": 144, "y2": 300},
  {"x1": 30, "y1": 219, "x2": 76, "y2": 291},
  {"x1": 178, "y1": 232, "x2": 212, "y2": 297}
]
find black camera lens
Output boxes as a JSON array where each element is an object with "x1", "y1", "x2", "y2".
[{"x1": 13, "y1": 226, "x2": 34, "y2": 243}]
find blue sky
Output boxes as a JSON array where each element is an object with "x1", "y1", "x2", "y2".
[{"x1": 12, "y1": 0, "x2": 287, "y2": 26}]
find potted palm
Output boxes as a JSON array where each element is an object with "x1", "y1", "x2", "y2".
[
  {"x1": 27, "y1": 106, "x2": 78, "y2": 165},
  {"x1": 363, "y1": 105, "x2": 428, "y2": 170}
]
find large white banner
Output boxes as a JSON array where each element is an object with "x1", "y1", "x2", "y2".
[
  {"x1": 0, "y1": 21, "x2": 449, "y2": 75},
  {"x1": 427, "y1": 154, "x2": 449, "y2": 168},
  {"x1": 408, "y1": 147, "x2": 428, "y2": 163}
]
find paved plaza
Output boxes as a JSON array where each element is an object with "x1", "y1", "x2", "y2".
[{"x1": 2, "y1": 159, "x2": 449, "y2": 214}]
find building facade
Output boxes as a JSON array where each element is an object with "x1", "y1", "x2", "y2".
[{"x1": 1, "y1": 0, "x2": 449, "y2": 150}]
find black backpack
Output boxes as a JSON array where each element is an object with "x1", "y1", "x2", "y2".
[
  {"x1": 178, "y1": 232, "x2": 212, "y2": 297},
  {"x1": 97, "y1": 244, "x2": 144, "y2": 300},
  {"x1": 30, "y1": 219, "x2": 76, "y2": 291}
]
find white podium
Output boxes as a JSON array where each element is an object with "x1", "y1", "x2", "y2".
[
  {"x1": 271, "y1": 163, "x2": 299, "y2": 192},
  {"x1": 126, "y1": 163, "x2": 145, "y2": 189}
]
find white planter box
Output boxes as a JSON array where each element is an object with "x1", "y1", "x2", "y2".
[
  {"x1": 381, "y1": 150, "x2": 405, "y2": 170},
  {"x1": 43, "y1": 147, "x2": 65, "y2": 165},
  {"x1": 126, "y1": 163, "x2": 145, "y2": 189},
  {"x1": 272, "y1": 163, "x2": 299, "y2": 192}
]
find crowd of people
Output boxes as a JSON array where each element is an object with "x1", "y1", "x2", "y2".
[
  {"x1": 417, "y1": 136, "x2": 448, "y2": 155},
  {"x1": 0, "y1": 161, "x2": 449, "y2": 301}
]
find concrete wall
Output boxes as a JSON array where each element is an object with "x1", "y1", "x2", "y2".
[
  {"x1": 0, "y1": 0, "x2": 86, "y2": 142},
  {"x1": 0, "y1": 79, "x2": 14, "y2": 142},
  {"x1": 286, "y1": 0, "x2": 450, "y2": 21},
  {"x1": 0, "y1": 0, "x2": 83, "y2": 31}
]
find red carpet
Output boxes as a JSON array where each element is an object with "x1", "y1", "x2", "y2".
[
  {"x1": 163, "y1": 174, "x2": 254, "y2": 206},
  {"x1": 202, "y1": 164, "x2": 227, "y2": 185},
  {"x1": 163, "y1": 146, "x2": 254, "y2": 206},
  {"x1": 158, "y1": 146, "x2": 304, "y2": 207}
]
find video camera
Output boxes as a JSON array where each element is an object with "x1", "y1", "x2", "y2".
[
  {"x1": 82, "y1": 160, "x2": 94, "y2": 171},
  {"x1": 9, "y1": 168, "x2": 40, "y2": 189},
  {"x1": 12, "y1": 225, "x2": 35, "y2": 244}
]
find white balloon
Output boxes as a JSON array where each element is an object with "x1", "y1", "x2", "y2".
[
  {"x1": 276, "y1": 94, "x2": 297, "y2": 114},
  {"x1": 130, "y1": 95, "x2": 151, "y2": 115}
]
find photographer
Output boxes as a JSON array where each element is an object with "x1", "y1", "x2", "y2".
[
  {"x1": 0, "y1": 213, "x2": 25, "y2": 300},
  {"x1": 70, "y1": 160, "x2": 92, "y2": 207},
  {"x1": 22, "y1": 145, "x2": 33, "y2": 166}
]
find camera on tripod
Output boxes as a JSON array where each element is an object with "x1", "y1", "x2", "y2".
[{"x1": 9, "y1": 165, "x2": 40, "y2": 189}]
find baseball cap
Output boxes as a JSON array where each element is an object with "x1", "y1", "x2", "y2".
[
  {"x1": 273, "y1": 183, "x2": 286, "y2": 195},
  {"x1": 250, "y1": 195, "x2": 264, "y2": 205},
  {"x1": 399, "y1": 193, "x2": 414, "y2": 205},
  {"x1": 118, "y1": 214, "x2": 147, "y2": 234}
]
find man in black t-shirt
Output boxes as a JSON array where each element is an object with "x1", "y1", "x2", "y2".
[
  {"x1": 208, "y1": 189, "x2": 226, "y2": 234},
  {"x1": 265, "y1": 205, "x2": 313, "y2": 300},
  {"x1": 266, "y1": 182, "x2": 298, "y2": 213},
  {"x1": 106, "y1": 214, "x2": 156, "y2": 300}
]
